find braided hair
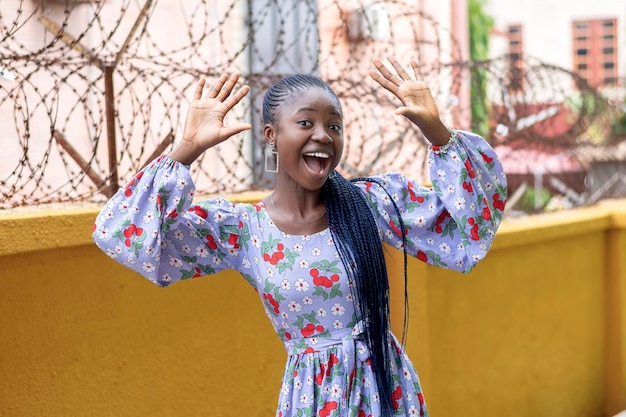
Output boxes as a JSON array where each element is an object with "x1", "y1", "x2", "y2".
[{"x1": 263, "y1": 74, "x2": 409, "y2": 417}]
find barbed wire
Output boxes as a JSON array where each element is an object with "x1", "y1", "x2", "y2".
[{"x1": 0, "y1": 0, "x2": 622, "y2": 209}]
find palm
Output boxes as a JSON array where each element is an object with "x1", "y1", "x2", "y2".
[
  {"x1": 369, "y1": 57, "x2": 440, "y2": 130},
  {"x1": 182, "y1": 73, "x2": 251, "y2": 150}
]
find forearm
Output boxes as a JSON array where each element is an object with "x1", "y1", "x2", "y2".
[{"x1": 168, "y1": 139, "x2": 206, "y2": 165}]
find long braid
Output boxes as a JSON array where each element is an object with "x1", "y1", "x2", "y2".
[{"x1": 322, "y1": 173, "x2": 395, "y2": 417}]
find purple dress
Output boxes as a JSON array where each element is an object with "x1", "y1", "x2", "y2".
[{"x1": 93, "y1": 130, "x2": 506, "y2": 417}]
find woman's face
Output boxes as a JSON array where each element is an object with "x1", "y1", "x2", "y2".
[{"x1": 265, "y1": 87, "x2": 344, "y2": 191}]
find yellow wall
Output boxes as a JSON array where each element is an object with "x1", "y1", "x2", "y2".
[{"x1": 1, "y1": 199, "x2": 625, "y2": 417}]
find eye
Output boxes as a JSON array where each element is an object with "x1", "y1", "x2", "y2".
[
  {"x1": 298, "y1": 120, "x2": 312, "y2": 127},
  {"x1": 329, "y1": 123, "x2": 342, "y2": 131}
]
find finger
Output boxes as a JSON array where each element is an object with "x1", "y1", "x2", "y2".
[
  {"x1": 216, "y1": 72, "x2": 241, "y2": 102},
  {"x1": 223, "y1": 123, "x2": 252, "y2": 138},
  {"x1": 369, "y1": 69, "x2": 399, "y2": 95},
  {"x1": 410, "y1": 60, "x2": 425, "y2": 81},
  {"x1": 207, "y1": 73, "x2": 230, "y2": 99},
  {"x1": 387, "y1": 56, "x2": 411, "y2": 81},
  {"x1": 193, "y1": 79, "x2": 206, "y2": 100},
  {"x1": 371, "y1": 58, "x2": 401, "y2": 87},
  {"x1": 223, "y1": 85, "x2": 250, "y2": 109}
]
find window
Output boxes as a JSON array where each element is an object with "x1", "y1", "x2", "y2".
[
  {"x1": 572, "y1": 18, "x2": 618, "y2": 87},
  {"x1": 507, "y1": 24, "x2": 524, "y2": 91}
]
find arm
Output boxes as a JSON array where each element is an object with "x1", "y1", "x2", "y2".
[{"x1": 92, "y1": 74, "x2": 252, "y2": 286}]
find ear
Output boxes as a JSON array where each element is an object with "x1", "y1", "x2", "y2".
[{"x1": 263, "y1": 123, "x2": 277, "y2": 147}]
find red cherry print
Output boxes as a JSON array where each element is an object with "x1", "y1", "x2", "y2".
[
  {"x1": 482, "y1": 152, "x2": 494, "y2": 163},
  {"x1": 284, "y1": 332, "x2": 291, "y2": 340},
  {"x1": 193, "y1": 206, "x2": 208, "y2": 219},
  {"x1": 123, "y1": 228, "x2": 133, "y2": 238},
  {"x1": 135, "y1": 228, "x2": 144, "y2": 237},
  {"x1": 263, "y1": 253, "x2": 270, "y2": 262},
  {"x1": 482, "y1": 206, "x2": 491, "y2": 220},
  {"x1": 124, "y1": 239, "x2": 131, "y2": 247},
  {"x1": 416, "y1": 250, "x2": 428, "y2": 263},
  {"x1": 92, "y1": 223, "x2": 97, "y2": 233},
  {"x1": 275, "y1": 251, "x2": 284, "y2": 260},
  {"x1": 435, "y1": 225, "x2": 442, "y2": 234},
  {"x1": 277, "y1": 243, "x2": 284, "y2": 251},
  {"x1": 170, "y1": 209, "x2": 178, "y2": 219},
  {"x1": 470, "y1": 224, "x2": 480, "y2": 240},
  {"x1": 124, "y1": 188, "x2": 133, "y2": 197},
  {"x1": 330, "y1": 274, "x2": 339, "y2": 282},
  {"x1": 227, "y1": 233, "x2": 238, "y2": 246},
  {"x1": 310, "y1": 268, "x2": 319, "y2": 278},
  {"x1": 468, "y1": 217, "x2": 475, "y2": 225},
  {"x1": 315, "y1": 325, "x2": 324, "y2": 332}
]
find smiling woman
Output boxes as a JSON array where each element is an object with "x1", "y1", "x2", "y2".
[{"x1": 92, "y1": 57, "x2": 507, "y2": 417}]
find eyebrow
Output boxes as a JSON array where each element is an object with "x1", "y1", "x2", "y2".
[{"x1": 296, "y1": 106, "x2": 342, "y2": 117}]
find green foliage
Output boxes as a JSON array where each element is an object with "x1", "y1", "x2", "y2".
[
  {"x1": 468, "y1": 0, "x2": 493, "y2": 138},
  {"x1": 519, "y1": 187, "x2": 552, "y2": 212}
]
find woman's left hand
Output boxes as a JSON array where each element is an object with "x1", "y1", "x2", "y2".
[{"x1": 369, "y1": 56, "x2": 450, "y2": 146}]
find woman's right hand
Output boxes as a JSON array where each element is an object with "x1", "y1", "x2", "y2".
[{"x1": 170, "y1": 73, "x2": 252, "y2": 165}]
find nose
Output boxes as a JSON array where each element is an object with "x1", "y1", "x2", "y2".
[{"x1": 312, "y1": 126, "x2": 333, "y2": 143}]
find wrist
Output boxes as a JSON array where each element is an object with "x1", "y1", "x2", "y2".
[
  {"x1": 168, "y1": 139, "x2": 205, "y2": 165},
  {"x1": 419, "y1": 120, "x2": 450, "y2": 146}
]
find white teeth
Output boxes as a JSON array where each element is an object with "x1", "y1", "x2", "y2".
[{"x1": 303, "y1": 152, "x2": 330, "y2": 158}]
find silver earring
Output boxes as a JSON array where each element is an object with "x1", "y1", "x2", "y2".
[{"x1": 265, "y1": 142, "x2": 279, "y2": 173}]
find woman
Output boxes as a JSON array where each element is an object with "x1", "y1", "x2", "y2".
[{"x1": 93, "y1": 57, "x2": 507, "y2": 416}]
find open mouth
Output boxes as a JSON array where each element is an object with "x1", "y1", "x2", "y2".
[{"x1": 303, "y1": 152, "x2": 331, "y2": 175}]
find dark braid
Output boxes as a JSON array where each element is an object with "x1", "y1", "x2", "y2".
[{"x1": 263, "y1": 74, "x2": 410, "y2": 417}]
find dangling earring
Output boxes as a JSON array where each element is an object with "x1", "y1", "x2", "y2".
[{"x1": 265, "y1": 141, "x2": 279, "y2": 173}]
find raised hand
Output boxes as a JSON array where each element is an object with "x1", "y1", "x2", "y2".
[
  {"x1": 171, "y1": 73, "x2": 252, "y2": 165},
  {"x1": 369, "y1": 57, "x2": 450, "y2": 146}
]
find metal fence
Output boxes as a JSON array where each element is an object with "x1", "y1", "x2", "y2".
[{"x1": 1, "y1": 0, "x2": 622, "y2": 209}]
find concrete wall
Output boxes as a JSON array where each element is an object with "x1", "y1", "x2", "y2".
[{"x1": 1, "y1": 198, "x2": 625, "y2": 417}]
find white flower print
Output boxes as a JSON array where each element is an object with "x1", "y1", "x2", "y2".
[
  {"x1": 447, "y1": 184, "x2": 456, "y2": 194},
  {"x1": 188, "y1": 229, "x2": 198, "y2": 239},
  {"x1": 211, "y1": 256, "x2": 221, "y2": 266},
  {"x1": 168, "y1": 256, "x2": 182, "y2": 268},
  {"x1": 322, "y1": 386, "x2": 331, "y2": 395},
  {"x1": 280, "y1": 311, "x2": 289, "y2": 320},
  {"x1": 454, "y1": 196, "x2": 466, "y2": 210},
  {"x1": 126, "y1": 256, "x2": 136, "y2": 265},
  {"x1": 266, "y1": 267, "x2": 275, "y2": 278},
  {"x1": 437, "y1": 168, "x2": 446, "y2": 181},
  {"x1": 226, "y1": 248, "x2": 239, "y2": 256},
  {"x1": 294, "y1": 278, "x2": 310, "y2": 292},
  {"x1": 161, "y1": 273, "x2": 172, "y2": 284},
  {"x1": 302, "y1": 296, "x2": 313, "y2": 305},
  {"x1": 151, "y1": 229, "x2": 159, "y2": 239},
  {"x1": 173, "y1": 195, "x2": 181, "y2": 206},
  {"x1": 456, "y1": 258, "x2": 465, "y2": 268},
  {"x1": 316, "y1": 307, "x2": 327, "y2": 317},
  {"x1": 326, "y1": 237, "x2": 334, "y2": 246},
  {"x1": 181, "y1": 244, "x2": 191, "y2": 254},
  {"x1": 298, "y1": 259, "x2": 310, "y2": 269},
  {"x1": 331, "y1": 303, "x2": 345, "y2": 316},
  {"x1": 106, "y1": 248, "x2": 118, "y2": 258},
  {"x1": 403, "y1": 366, "x2": 413, "y2": 381},
  {"x1": 345, "y1": 293, "x2": 354, "y2": 302},
  {"x1": 299, "y1": 393, "x2": 309, "y2": 404},
  {"x1": 409, "y1": 405, "x2": 419, "y2": 416},
  {"x1": 281, "y1": 401, "x2": 290, "y2": 411},
  {"x1": 426, "y1": 237, "x2": 435, "y2": 245},
  {"x1": 96, "y1": 227, "x2": 110, "y2": 239},
  {"x1": 292, "y1": 242, "x2": 303, "y2": 252},
  {"x1": 294, "y1": 378, "x2": 302, "y2": 390},
  {"x1": 213, "y1": 212, "x2": 226, "y2": 223},
  {"x1": 145, "y1": 246, "x2": 155, "y2": 256},
  {"x1": 457, "y1": 242, "x2": 465, "y2": 251},
  {"x1": 175, "y1": 177, "x2": 188, "y2": 190},
  {"x1": 330, "y1": 384, "x2": 342, "y2": 399},
  {"x1": 281, "y1": 383, "x2": 290, "y2": 395},
  {"x1": 485, "y1": 181, "x2": 493, "y2": 191},
  {"x1": 173, "y1": 230, "x2": 184, "y2": 240},
  {"x1": 280, "y1": 280, "x2": 292, "y2": 290},
  {"x1": 241, "y1": 258, "x2": 251, "y2": 269},
  {"x1": 251, "y1": 235, "x2": 261, "y2": 248},
  {"x1": 117, "y1": 200, "x2": 130, "y2": 213},
  {"x1": 332, "y1": 320, "x2": 343, "y2": 329},
  {"x1": 196, "y1": 245, "x2": 209, "y2": 258},
  {"x1": 300, "y1": 235, "x2": 311, "y2": 242},
  {"x1": 384, "y1": 230, "x2": 394, "y2": 239},
  {"x1": 115, "y1": 245, "x2": 123, "y2": 254},
  {"x1": 142, "y1": 262, "x2": 155, "y2": 273},
  {"x1": 287, "y1": 301, "x2": 302, "y2": 312},
  {"x1": 439, "y1": 242, "x2": 451, "y2": 254},
  {"x1": 142, "y1": 210, "x2": 155, "y2": 223},
  {"x1": 306, "y1": 375, "x2": 314, "y2": 385},
  {"x1": 371, "y1": 392, "x2": 380, "y2": 403},
  {"x1": 104, "y1": 210, "x2": 114, "y2": 219},
  {"x1": 311, "y1": 247, "x2": 321, "y2": 256},
  {"x1": 469, "y1": 201, "x2": 476, "y2": 210},
  {"x1": 428, "y1": 202, "x2": 436, "y2": 212},
  {"x1": 132, "y1": 205, "x2": 140, "y2": 214}
]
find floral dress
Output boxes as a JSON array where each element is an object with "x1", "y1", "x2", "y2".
[{"x1": 93, "y1": 130, "x2": 507, "y2": 417}]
